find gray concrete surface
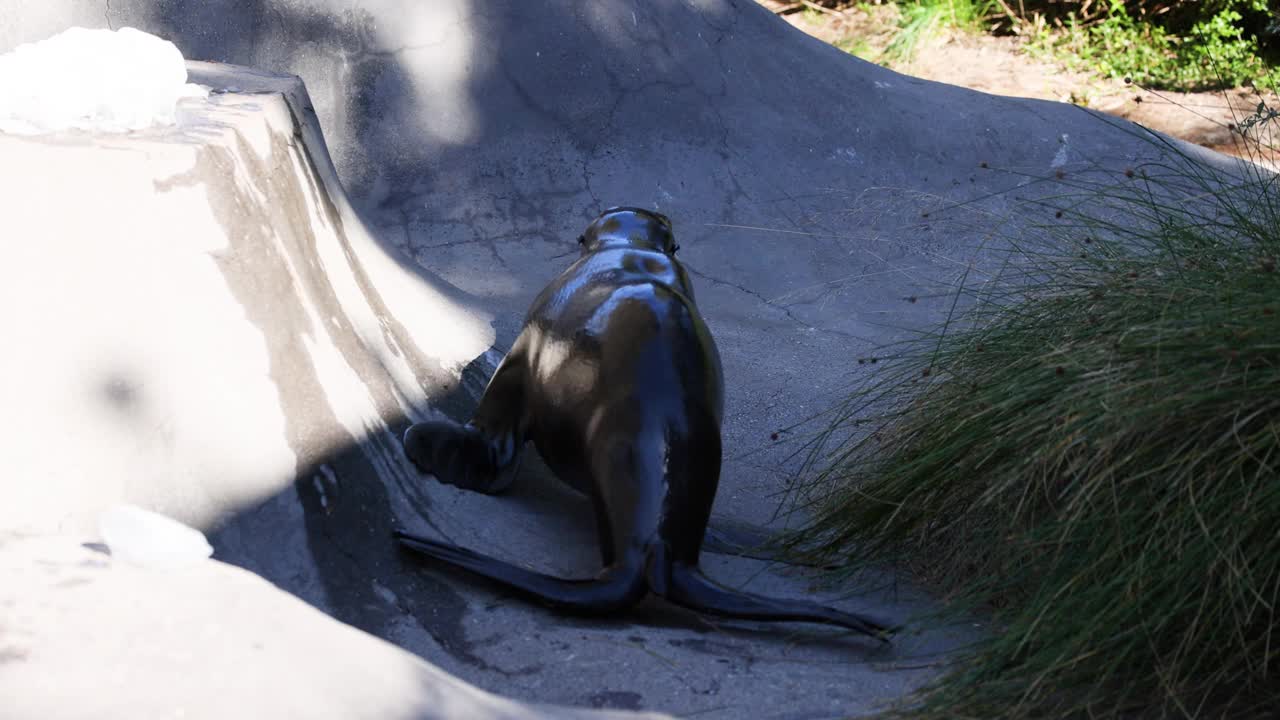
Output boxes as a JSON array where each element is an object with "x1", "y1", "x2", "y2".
[
  {"x1": 0, "y1": 533, "x2": 662, "y2": 720},
  {"x1": 2, "y1": 64, "x2": 654, "y2": 720},
  {"x1": 2, "y1": 2, "x2": 1246, "y2": 718},
  {"x1": 0, "y1": 58, "x2": 969, "y2": 719}
]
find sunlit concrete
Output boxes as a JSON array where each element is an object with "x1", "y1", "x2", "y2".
[
  {"x1": 0, "y1": 64, "x2": 491, "y2": 537},
  {"x1": 0, "y1": 534, "x2": 662, "y2": 720}
]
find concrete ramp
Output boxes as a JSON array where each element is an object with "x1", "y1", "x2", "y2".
[
  {"x1": 2, "y1": 2, "x2": 1250, "y2": 717},
  {"x1": 1, "y1": 63, "x2": 962, "y2": 718},
  {"x1": 0, "y1": 65, "x2": 654, "y2": 719}
]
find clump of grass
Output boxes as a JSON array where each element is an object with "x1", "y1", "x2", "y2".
[
  {"x1": 883, "y1": 0, "x2": 999, "y2": 62},
  {"x1": 787, "y1": 117, "x2": 1280, "y2": 717}
]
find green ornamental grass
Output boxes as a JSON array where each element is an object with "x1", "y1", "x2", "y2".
[{"x1": 786, "y1": 114, "x2": 1280, "y2": 717}]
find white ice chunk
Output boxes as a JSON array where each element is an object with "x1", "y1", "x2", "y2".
[
  {"x1": 0, "y1": 27, "x2": 207, "y2": 135},
  {"x1": 98, "y1": 504, "x2": 213, "y2": 571},
  {"x1": 1051, "y1": 134, "x2": 1071, "y2": 168}
]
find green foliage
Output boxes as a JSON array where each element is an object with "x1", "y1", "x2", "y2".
[
  {"x1": 1025, "y1": 0, "x2": 1276, "y2": 90},
  {"x1": 784, "y1": 124, "x2": 1280, "y2": 717},
  {"x1": 837, "y1": 1, "x2": 1274, "y2": 89},
  {"x1": 835, "y1": 36, "x2": 876, "y2": 60}
]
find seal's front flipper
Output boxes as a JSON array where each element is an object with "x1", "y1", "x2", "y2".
[
  {"x1": 665, "y1": 563, "x2": 895, "y2": 643},
  {"x1": 402, "y1": 421, "x2": 522, "y2": 494},
  {"x1": 395, "y1": 531, "x2": 646, "y2": 614}
]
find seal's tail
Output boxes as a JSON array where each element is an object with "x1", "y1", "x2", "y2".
[
  {"x1": 395, "y1": 530, "x2": 645, "y2": 613},
  {"x1": 664, "y1": 563, "x2": 896, "y2": 643}
]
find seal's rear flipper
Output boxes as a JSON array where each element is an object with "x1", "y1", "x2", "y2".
[
  {"x1": 701, "y1": 519, "x2": 773, "y2": 559},
  {"x1": 665, "y1": 563, "x2": 895, "y2": 643},
  {"x1": 702, "y1": 518, "x2": 840, "y2": 570},
  {"x1": 395, "y1": 531, "x2": 644, "y2": 613}
]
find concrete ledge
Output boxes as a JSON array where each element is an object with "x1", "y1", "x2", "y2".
[
  {"x1": 0, "y1": 533, "x2": 661, "y2": 720},
  {"x1": 0, "y1": 63, "x2": 493, "y2": 537}
]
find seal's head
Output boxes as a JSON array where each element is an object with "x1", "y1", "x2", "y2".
[{"x1": 578, "y1": 207, "x2": 677, "y2": 256}]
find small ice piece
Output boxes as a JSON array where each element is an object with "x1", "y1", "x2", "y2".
[
  {"x1": 0, "y1": 26, "x2": 208, "y2": 135},
  {"x1": 98, "y1": 504, "x2": 213, "y2": 571},
  {"x1": 1051, "y1": 134, "x2": 1071, "y2": 169}
]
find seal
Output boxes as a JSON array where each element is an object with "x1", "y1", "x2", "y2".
[{"x1": 396, "y1": 207, "x2": 893, "y2": 641}]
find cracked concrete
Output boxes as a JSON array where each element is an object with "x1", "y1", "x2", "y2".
[{"x1": 0, "y1": 2, "x2": 1250, "y2": 718}]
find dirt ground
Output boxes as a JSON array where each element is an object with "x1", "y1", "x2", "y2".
[{"x1": 762, "y1": 1, "x2": 1278, "y2": 170}]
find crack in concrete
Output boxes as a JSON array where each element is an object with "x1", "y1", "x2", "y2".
[
  {"x1": 579, "y1": 154, "x2": 601, "y2": 208},
  {"x1": 408, "y1": 223, "x2": 558, "y2": 251},
  {"x1": 685, "y1": 266, "x2": 864, "y2": 341},
  {"x1": 652, "y1": 2, "x2": 749, "y2": 224}
]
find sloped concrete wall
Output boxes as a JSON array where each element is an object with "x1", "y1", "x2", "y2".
[{"x1": 0, "y1": 63, "x2": 490, "y2": 537}]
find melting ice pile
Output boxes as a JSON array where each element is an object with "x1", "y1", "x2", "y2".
[
  {"x1": 99, "y1": 504, "x2": 214, "y2": 571},
  {"x1": 0, "y1": 27, "x2": 207, "y2": 135}
]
